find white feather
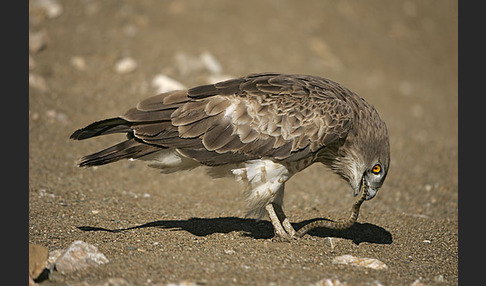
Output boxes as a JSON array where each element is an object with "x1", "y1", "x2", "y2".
[
  {"x1": 139, "y1": 149, "x2": 199, "y2": 174},
  {"x1": 231, "y1": 160, "x2": 291, "y2": 218},
  {"x1": 224, "y1": 101, "x2": 238, "y2": 118}
]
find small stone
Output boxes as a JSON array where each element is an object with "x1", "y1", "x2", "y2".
[
  {"x1": 29, "y1": 244, "x2": 48, "y2": 279},
  {"x1": 35, "y1": 0, "x2": 63, "y2": 18},
  {"x1": 200, "y1": 52, "x2": 222, "y2": 74},
  {"x1": 45, "y1": 109, "x2": 69, "y2": 124},
  {"x1": 69, "y1": 277, "x2": 131, "y2": 286},
  {"x1": 54, "y1": 240, "x2": 109, "y2": 273},
  {"x1": 38, "y1": 188, "x2": 55, "y2": 198},
  {"x1": 224, "y1": 249, "x2": 235, "y2": 255},
  {"x1": 103, "y1": 278, "x2": 131, "y2": 286},
  {"x1": 332, "y1": 255, "x2": 388, "y2": 270},
  {"x1": 29, "y1": 73, "x2": 48, "y2": 92},
  {"x1": 115, "y1": 57, "x2": 137, "y2": 74},
  {"x1": 410, "y1": 279, "x2": 427, "y2": 286},
  {"x1": 152, "y1": 74, "x2": 186, "y2": 94},
  {"x1": 29, "y1": 30, "x2": 48, "y2": 53},
  {"x1": 175, "y1": 52, "x2": 223, "y2": 75},
  {"x1": 310, "y1": 278, "x2": 348, "y2": 286},
  {"x1": 434, "y1": 275, "x2": 444, "y2": 282},
  {"x1": 30, "y1": 111, "x2": 40, "y2": 121},
  {"x1": 47, "y1": 249, "x2": 63, "y2": 270},
  {"x1": 71, "y1": 56, "x2": 87, "y2": 71},
  {"x1": 166, "y1": 281, "x2": 199, "y2": 286}
]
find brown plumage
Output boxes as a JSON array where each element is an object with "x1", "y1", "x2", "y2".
[{"x1": 71, "y1": 72, "x2": 390, "y2": 239}]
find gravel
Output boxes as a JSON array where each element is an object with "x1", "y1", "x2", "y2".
[{"x1": 29, "y1": 1, "x2": 458, "y2": 285}]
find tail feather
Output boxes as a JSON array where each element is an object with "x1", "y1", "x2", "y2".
[
  {"x1": 77, "y1": 138, "x2": 161, "y2": 167},
  {"x1": 70, "y1": 117, "x2": 131, "y2": 140}
]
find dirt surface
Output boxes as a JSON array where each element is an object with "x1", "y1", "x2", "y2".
[{"x1": 29, "y1": 1, "x2": 458, "y2": 285}]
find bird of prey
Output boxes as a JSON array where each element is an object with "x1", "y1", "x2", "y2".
[{"x1": 70, "y1": 72, "x2": 390, "y2": 239}]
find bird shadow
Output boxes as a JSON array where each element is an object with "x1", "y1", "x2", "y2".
[{"x1": 78, "y1": 216, "x2": 392, "y2": 245}]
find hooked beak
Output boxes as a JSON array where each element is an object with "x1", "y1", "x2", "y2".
[
  {"x1": 353, "y1": 175, "x2": 377, "y2": 200},
  {"x1": 365, "y1": 187, "x2": 377, "y2": 200}
]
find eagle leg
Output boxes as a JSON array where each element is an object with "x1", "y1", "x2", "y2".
[
  {"x1": 265, "y1": 203, "x2": 296, "y2": 239},
  {"x1": 274, "y1": 203, "x2": 297, "y2": 237}
]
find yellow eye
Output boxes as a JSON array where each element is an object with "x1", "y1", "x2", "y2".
[{"x1": 372, "y1": 164, "x2": 381, "y2": 174}]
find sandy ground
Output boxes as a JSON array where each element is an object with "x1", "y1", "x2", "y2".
[{"x1": 29, "y1": 1, "x2": 458, "y2": 285}]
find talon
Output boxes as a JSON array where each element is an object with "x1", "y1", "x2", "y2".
[{"x1": 265, "y1": 203, "x2": 298, "y2": 240}]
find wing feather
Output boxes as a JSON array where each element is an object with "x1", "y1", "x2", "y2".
[
  {"x1": 202, "y1": 119, "x2": 235, "y2": 151},
  {"x1": 135, "y1": 74, "x2": 352, "y2": 163},
  {"x1": 136, "y1": 90, "x2": 188, "y2": 111},
  {"x1": 177, "y1": 116, "x2": 218, "y2": 138},
  {"x1": 74, "y1": 73, "x2": 355, "y2": 167}
]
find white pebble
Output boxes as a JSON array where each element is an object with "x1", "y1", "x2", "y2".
[
  {"x1": 54, "y1": 240, "x2": 109, "y2": 273},
  {"x1": 47, "y1": 249, "x2": 63, "y2": 270},
  {"x1": 115, "y1": 57, "x2": 137, "y2": 74},
  {"x1": 38, "y1": 188, "x2": 55, "y2": 198},
  {"x1": 35, "y1": 0, "x2": 63, "y2": 18},
  {"x1": 29, "y1": 73, "x2": 48, "y2": 92},
  {"x1": 200, "y1": 52, "x2": 222, "y2": 74},
  {"x1": 332, "y1": 255, "x2": 388, "y2": 270},
  {"x1": 152, "y1": 74, "x2": 186, "y2": 94},
  {"x1": 175, "y1": 52, "x2": 224, "y2": 75},
  {"x1": 410, "y1": 279, "x2": 427, "y2": 286},
  {"x1": 29, "y1": 30, "x2": 48, "y2": 53},
  {"x1": 224, "y1": 249, "x2": 235, "y2": 255},
  {"x1": 45, "y1": 109, "x2": 68, "y2": 123},
  {"x1": 71, "y1": 56, "x2": 87, "y2": 71},
  {"x1": 434, "y1": 275, "x2": 444, "y2": 282},
  {"x1": 310, "y1": 278, "x2": 347, "y2": 286},
  {"x1": 166, "y1": 281, "x2": 199, "y2": 286}
]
